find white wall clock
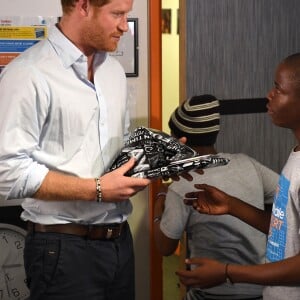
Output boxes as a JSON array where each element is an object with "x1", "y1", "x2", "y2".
[{"x1": 0, "y1": 223, "x2": 29, "y2": 300}]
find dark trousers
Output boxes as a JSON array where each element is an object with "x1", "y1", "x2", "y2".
[{"x1": 24, "y1": 222, "x2": 135, "y2": 300}]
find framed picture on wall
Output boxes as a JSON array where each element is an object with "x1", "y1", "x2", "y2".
[
  {"x1": 110, "y1": 18, "x2": 139, "y2": 77},
  {"x1": 161, "y1": 9, "x2": 171, "y2": 34}
]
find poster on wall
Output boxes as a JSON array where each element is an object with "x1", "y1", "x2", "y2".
[{"x1": 0, "y1": 16, "x2": 57, "y2": 74}]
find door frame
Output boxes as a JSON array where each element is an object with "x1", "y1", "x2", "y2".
[
  {"x1": 149, "y1": 1, "x2": 187, "y2": 299},
  {"x1": 149, "y1": 1, "x2": 163, "y2": 300}
]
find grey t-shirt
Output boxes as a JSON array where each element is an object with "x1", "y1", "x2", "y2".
[
  {"x1": 160, "y1": 153, "x2": 279, "y2": 298},
  {"x1": 264, "y1": 150, "x2": 300, "y2": 299}
]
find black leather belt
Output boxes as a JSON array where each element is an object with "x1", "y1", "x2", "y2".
[{"x1": 27, "y1": 221, "x2": 126, "y2": 240}]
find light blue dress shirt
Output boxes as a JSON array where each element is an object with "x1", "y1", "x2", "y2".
[{"x1": 0, "y1": 25, "x2": 132, "y2": 224}]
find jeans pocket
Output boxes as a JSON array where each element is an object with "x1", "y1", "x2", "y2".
[
  {"x1": 43, "y1": 240, "x2": 61, "y2": 285},
  {"x1": 24, "y1": 234, "x2": 61, "y2": 294}
]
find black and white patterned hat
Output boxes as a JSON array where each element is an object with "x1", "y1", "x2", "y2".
[{"x1": 168, "y1": 94, "x2": 220, "y2": 146}]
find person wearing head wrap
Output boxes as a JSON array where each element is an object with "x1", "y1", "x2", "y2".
[
  {"x1": 154, "y1": 94, "x2": 279, "y2": 300},
  {"x1": 168, "y1": 94, "x2": 220, "y2": 147}
]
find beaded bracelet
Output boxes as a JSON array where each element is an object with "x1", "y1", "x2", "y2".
[
  {"x1": 95, "y1": 177, "x2": 102, "y2": 202},
  {"x1": 156, "y1": 192, "x2": 167, "y2": 199}
]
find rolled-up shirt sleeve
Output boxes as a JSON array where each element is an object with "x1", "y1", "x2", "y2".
[
  {"x1": 8, "y1": 163, "x2": 49, "y2": 200},
  {"x1": 0, "y1": 64, "x2": 50, "y2": 200}
]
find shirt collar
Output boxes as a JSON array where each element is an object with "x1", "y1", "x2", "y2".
[
  {"x1": 48, "y1": 25, "x2": 83, "y2": 68},
  {"x1": 47, "y1": 25, "x2": 107, "y2": 69}
]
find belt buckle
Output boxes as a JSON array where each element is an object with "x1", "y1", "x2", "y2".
[{"x1": 106, "y1": 228, "x2": 113, "y2": 239}]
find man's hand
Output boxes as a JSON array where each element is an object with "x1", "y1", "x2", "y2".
[
  {"x1": 176, "y1": 257, "x2": 226, "y2": 288},
  {"x1": 101, "y1": 158, "x2": 151, "y2": 202}
]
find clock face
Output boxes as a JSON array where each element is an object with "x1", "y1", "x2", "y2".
[{"x1": 0, "y1": 224, "x2": 30, "y2": 300}]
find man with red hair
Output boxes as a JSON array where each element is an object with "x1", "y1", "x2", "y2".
[{"x1": 0, "y1": 1, "x2": 150, "y2": 299}]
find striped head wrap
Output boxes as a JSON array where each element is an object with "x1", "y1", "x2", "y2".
[{"x1": 168, "y1": 94, "x2": 220, "y2": 146}]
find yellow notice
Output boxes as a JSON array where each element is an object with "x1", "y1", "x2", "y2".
[{"x1": 0, "y1": 26, "x2": 47, "y2": 39}]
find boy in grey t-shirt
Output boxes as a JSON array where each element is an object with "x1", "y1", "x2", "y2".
[{"x1": 154, "y1": 94, "x2": 278, "y2": 299}]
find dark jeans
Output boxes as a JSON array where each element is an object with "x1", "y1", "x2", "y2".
[{"x1": 24, "y1": 222, "x2": 134, "y2": 300}]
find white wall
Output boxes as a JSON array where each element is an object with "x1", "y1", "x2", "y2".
[
  {"x1": 161, "y1": 1, "x2": 180, "y2": 299},
  {"x1": 0, "y1": 0, "x2": 62, "y2": 15},
  {"x1": 0, "y1": 1, "x2": 150, "y2": 299},
  {"x1": 162, "y1": 0, "x2": 179, "y2": 133},
  {"x1": 126, "y1": 2, "x2": 151, "y2": 300}
]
